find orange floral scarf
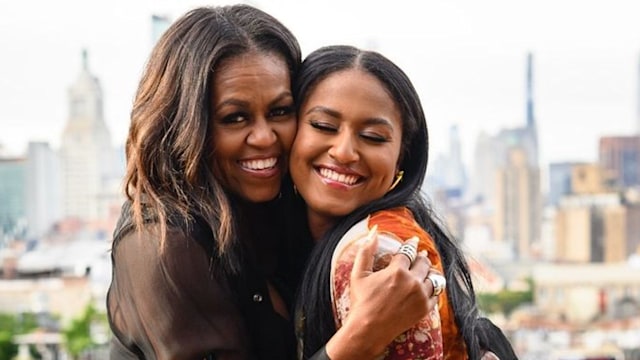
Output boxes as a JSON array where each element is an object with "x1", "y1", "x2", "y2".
[
  {"x1": 368, "y1": 207, "x2": 468, "y2": 360},
  {"x1": 327, "y1": 207, "x2": 468, "y2": 359}
]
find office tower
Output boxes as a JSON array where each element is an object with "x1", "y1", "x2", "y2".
[
  {"x1": 522, "y1": 51, "x2": 538, "y2": 166},
  {"x1": 443, "y1": 125, "x2": 467, "y2": 198},
  {"x1": 494, "y1": 147, "x2": 541, "y2": 259},
  {"x1": 598, "y1": 135, "x2": 640, "y2": 189},
  {"x1": 426, "y1": 125, "x2": 467, "y2": 199},
  {"x1": 469, "y1": 132, "x2": 497, "y2": 205},
  {"x1": 548, "y1": 162, "x2": 585, "y2": 207},
  {"x1": 151, "y1": 14, "x2": 171, "y2": 45},
  {"x1": 526, "y1": 52, "x2": 535, "y2": 129},
  {"x1": 26, "y1": 142, "x2": 62, "y2": 238},
  {"x1": 470, "y1": 53, "x2": 540, "y2": 205},
  {"x1": 0, "y1": 156, "x2": 26, "y2": 245},
  {"x1": 59, "y1": 50, "x2": 114, "y2": 222},
  {"x1": 637, "y1": 53, "x2": 640, "y2": 134},
  {"x1": 467, "y1": 53, "x2": 542, "y2": 260},
  {"x1": 555, "y1": 164, "x2": 627, "y2": 263}
]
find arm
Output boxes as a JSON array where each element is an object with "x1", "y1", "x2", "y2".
[
  {"x1": 323, "y1": 229, "x2": 438, "y2": 360},
  {"x1": 107, "y1": 225, "x2": 250, "y2": 360}
]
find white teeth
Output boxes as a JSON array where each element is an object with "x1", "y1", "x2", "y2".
[
  {"x1": 240, "y1": 157, "x2": 277, "y2": 170},
  {"x1": 319, "y1": 168, "x2": 359, "y2": 185}
]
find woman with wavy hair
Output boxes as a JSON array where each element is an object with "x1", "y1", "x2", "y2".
[{"x1": 107, "y1": 6, "x2": 437, "y2": 360}]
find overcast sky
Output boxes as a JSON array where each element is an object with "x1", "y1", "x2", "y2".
[{"x1": 1, "y1": 0, "x2": 639, "y2": 169}]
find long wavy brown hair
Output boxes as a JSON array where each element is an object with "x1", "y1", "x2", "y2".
[{"x1": 123, "y1": 5, "x2": 301, "y2": 273}]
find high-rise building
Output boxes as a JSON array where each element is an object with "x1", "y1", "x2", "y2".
[
  {"x1": 488, "y1": 52, "x2": 541, "y2": 259},
  {"x1": 526, "y1": 52, "x2": 535, "y2": 130},
  {"x1": 470, "y1": 131, "x2": 498, "y2": 206},
  {"x1": 554, "y1": 164, "x2": 628, "y2": 263},
  {"x1": 151, "y1": 14, "x2": 171, "y2": 45},
  {"x1": 59, "y1": 50, "x2": 115, "y2": 222},
  {"x1": 494, "y1": 147, "x2": 541, "y2": 259},
  {"x1": 425, "y1": 125, "x2": 467, "y2": 199},
  {"x1": 637, "y1": 53, "x2": 640, "y2": 134},
  {"x1": 26, "y1": 142, "x2": 62, "y2": 238},
  {"x1": 598, "y1": 135, "x2": 640, "y2": 189},
  {"x1": 554, "y1": 164, "x2": 640, "y2": 263},
  {"x1": 470, "y1": 53, "x2": 540, "y2": 204},
  {"x1": 548, "y1": 162, "x2": 585, "y2": 207},
  {"x1": 0, "y1": 156, "x2": 26, "y2": 245}
]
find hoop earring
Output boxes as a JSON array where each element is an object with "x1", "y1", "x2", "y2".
[{"x1": 388, "y1": 170, "x2": 404, "y2": 191}]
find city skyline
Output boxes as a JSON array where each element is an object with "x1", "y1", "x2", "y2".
[{"x1": 1, "y1": 0, "x2": 639, "y2": 169}]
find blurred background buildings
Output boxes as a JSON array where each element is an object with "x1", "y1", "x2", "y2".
[{"x1": 1, "y1": 3, "x2": 639, "y2": 359}]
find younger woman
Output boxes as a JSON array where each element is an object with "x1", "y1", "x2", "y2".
[{"x1": 290, "y1": 45, "x2": 517, "y2": 360}]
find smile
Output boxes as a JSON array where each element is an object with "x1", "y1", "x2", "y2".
[
  {"x1": 239, "y1": 157, "x2": 277, "y2": 170},
  {"x1": 318, "y1": 167, "x2": 361, "y2": 185}
]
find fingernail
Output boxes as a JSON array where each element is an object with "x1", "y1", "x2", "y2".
[
  {"x1": 366, "y1": 224, "x2": 378, "y2": 243},
  {"x1": 419, "y1": 250, "x2": 428, "y2": 257},
  {"x1": 406, "y1": 236, "x2": 419, "y2": 247}
]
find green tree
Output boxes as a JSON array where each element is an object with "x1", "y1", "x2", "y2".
[
  {"x1": 478, "y1": 279, "x2": 534, "y2": 317},
  {"x1": 62, "y1": 304, "x2": 107, "y2": 359},
  {"x1": 0, "y1": 312, "x2": 39, "y2": 360}
]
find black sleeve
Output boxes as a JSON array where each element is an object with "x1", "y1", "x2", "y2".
[
  {"x1": 107, "y1": 225, "x2": 251, "y2": 360},
  {"x1": 307, "y1": 346, "x2": 331, "y2": 360}
]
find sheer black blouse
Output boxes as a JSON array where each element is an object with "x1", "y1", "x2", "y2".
[{"x1": 107, "y1": 201, "x2": 301, "y2": 360}]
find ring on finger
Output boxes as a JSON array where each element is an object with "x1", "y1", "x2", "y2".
[
  {"x1": 396, "y1": 243, "x2": 418, "y2": 264},
  {"x1": 426, "y1": 272, "x2": 446, "y2": 297}
]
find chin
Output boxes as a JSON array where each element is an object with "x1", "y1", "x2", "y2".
[
  {"x1": 316, "y1": 205, "x2": 355, "y2": 218},
  {"x1": 246, "y1": 190, "x2": 280, "y2": 203}
]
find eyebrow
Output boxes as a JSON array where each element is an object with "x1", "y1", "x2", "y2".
[
  {"x1": 214, "y1": 91, "x2": 293, "y2": 112},
  {"x1": 305, "y1": 105, "x2": 395, "y2": 128}
]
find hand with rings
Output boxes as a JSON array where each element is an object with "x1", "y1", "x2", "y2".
[
  {"x1": 344, "y1": 228, "x2": 440, "y2": 354},
  {"x1": 394, "y1": 236, "x2": 447, "y2": 298}
]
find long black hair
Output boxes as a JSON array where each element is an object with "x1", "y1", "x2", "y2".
[{"x1": 292, "y1": 45, "x2": 485, "y2": 359}]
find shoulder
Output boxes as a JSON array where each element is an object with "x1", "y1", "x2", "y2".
[{"x1": 369, "y1": 207, "x2": 425, "y2": 241}]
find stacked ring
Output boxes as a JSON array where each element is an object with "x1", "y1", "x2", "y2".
[
  {"x1": 396, "y1": 243, "x2": 418, "y2": 264},
  {"x1": 426, "y1": 273, "x2": 446, "y2": 297}
]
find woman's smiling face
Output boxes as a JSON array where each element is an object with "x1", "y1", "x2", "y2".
[
  {"x1": 210, "y1": 51, "x2": 296, "y2": 203},
  {"x1": 290, "y1": 68, "x2": 403, "y2": 224}
]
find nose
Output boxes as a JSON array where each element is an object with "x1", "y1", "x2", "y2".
[
  {"x1": 328, "y1": 131, "x2": 359, "y2": 164},
  {"x1": 247, "y1": 118, "x2": 277, "y2": 148}
]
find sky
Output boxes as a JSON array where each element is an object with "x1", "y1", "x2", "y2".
[{"x1": 1, "y1": 0, "x2": 639, "y2": 170}]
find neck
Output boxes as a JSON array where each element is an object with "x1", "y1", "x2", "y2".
[{"x1": 306, "y1": 210, "x2": 337, "y2": 243}]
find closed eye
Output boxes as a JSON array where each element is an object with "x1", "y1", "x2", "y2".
[
  {"x1": 360, "y1": 132, "x2": 389, "y2": 143},
  {"x1": 309, "y1": 120, "x2": 337, "y2": 133}
]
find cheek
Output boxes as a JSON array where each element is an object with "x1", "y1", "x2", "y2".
[
  {"x1": 210, "y1": 131, "x2": 239, "y2": 172},
  {"x1": 290, "y1": 128, "x2": 314, "y2": 163},
  {"x1": 280, "y1": 122, "x2": 298, "y2": 153},
  {"x1": 373, "y1": 150, "x2": 401, "y2": 185}
]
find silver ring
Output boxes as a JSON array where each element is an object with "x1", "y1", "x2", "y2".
[
  {"x1": 396, "y1": 243, "x2": 418, "y2": 264},
  {"x1": 427, "y1": 273, "x2": 446, "y2": 297}
]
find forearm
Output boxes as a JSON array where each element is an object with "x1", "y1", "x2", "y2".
[{"x1": 323, "y1": 317, "x2": 386, "y2": 360}]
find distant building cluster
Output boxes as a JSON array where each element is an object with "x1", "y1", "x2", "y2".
[
  {"x1": 424, "y1": 52, "x2": 640, "y2": 357},
  {"x1": 0, "y1": 15, "x2": 174, "y2": 358},
  {"x1": 0, "y1": 50, "x2": 123, "y2": 340},
  {"x1": 0, "y1": 50, "x2": 124, "y2": 248},
  {"x1": 0, "y1": 26, "x2": 639, "y2": 358}
]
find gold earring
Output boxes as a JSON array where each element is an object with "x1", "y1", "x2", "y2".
[{"x1": 389, "y1": 170, "x2": 404, "y2": 191}]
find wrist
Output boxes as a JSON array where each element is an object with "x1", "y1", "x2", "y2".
[{"x1": 325, "y1": 317, "x2": 386, "y2": 360}]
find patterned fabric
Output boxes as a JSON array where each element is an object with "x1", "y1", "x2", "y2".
[{"x1": 330, "y1": 207, "x2": 468, "y2": 360}]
